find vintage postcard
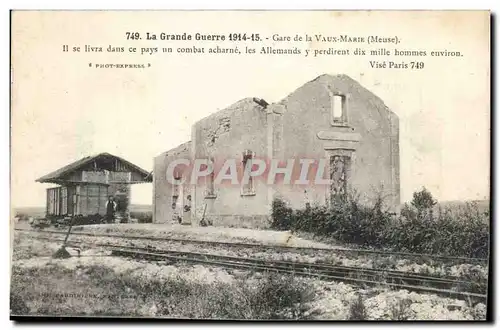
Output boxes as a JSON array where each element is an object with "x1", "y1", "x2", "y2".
[{"x1": 10, "y1": 10, "x2": 490, "y2": 321}]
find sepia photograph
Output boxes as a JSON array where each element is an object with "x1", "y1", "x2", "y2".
[{"x1": 9, "y1": 10, "x2": 491, "y2": 321}]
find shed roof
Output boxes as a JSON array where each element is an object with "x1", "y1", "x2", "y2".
[{"x1": 36, "y1": 152, "x2": 152, "y2": 184}]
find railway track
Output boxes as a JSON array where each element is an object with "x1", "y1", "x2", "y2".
[
  {"x1": 109, "y1": 247, "x2": 487, "y2": 302},
  {"x1": 15, "y1": 228, "x2": 488, "y2": 264},
  {"x1": 18, "y1": 230, "x2": 488, "y2": 302}
]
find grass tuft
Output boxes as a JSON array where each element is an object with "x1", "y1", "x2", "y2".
[
  {"x1": 10, "y1": 265, "x2": 316, "y2": 319},
  {"x1": 348, "y1": 295, "x2": 367, "y2": 320}
]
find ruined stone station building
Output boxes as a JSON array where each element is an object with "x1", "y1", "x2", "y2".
[
  {"x1": 154, "y1": 74, "x2": 400, "y2": 228},
  {"x1": 36, "y1": 153, "x2": 152, "y2": 221}
]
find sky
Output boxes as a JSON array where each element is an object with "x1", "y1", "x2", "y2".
[{"x1": 10, "y1": 11, "x2": 490, "y2": 207}]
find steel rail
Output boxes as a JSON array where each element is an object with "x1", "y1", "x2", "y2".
[
  {"x1": 15, "y1": 228, "x2": 488, "y2": 263},
  {"x1": 110, "y1": 248, "x2": 488, "y2": 302},
  {"x1": 23, "y1": 233, "x2": 486, "y2": 297},
  {"x1": 106, "y1": 246, "x2": 483, "y2": 289},
  {"x1": 23, "y1": 232, "x2": 483, "y2": 284}
]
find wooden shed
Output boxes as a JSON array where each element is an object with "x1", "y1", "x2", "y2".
[{"x1": 36, "y1": 153, "x2": 152, "y2": 220}]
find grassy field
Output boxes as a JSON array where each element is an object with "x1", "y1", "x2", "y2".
[
  {"x1": 10, "y1": 232, "x2": 317, "y2": 319},
  {"x1": 13, "y1": 204, "x2": 152, "y2": 218},
  {"x1": 13, "y1": 206, "x2": 46, "y2": 219},
  {"x1": 10, "y1": 232, "x2": 487, "y2": 320},
  {"x1": 437, "y1": 200, "x2": 490, "y2": 218},
  {"x1": 14, "y1": 200, "x2": 489, "y2": 219},
  {"x1": 11, "y1": 263, "x2": 316, "y2": 319}
]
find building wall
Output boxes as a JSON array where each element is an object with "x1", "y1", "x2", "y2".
[
  {"x1": 82, "y1": 171, "x2": 108, "y2": 184},
  {"x1": 78, "y1": 170, "x2": 133, "y2": 218},
  {"x1": 190, "y1": 98, "x2": 270, "y2": 228},
  {"x1": 153, "y1": 142, "x2": 191, "y2": 224},
  {"x1": 153, "y1": 74, "x2": 400, "y2": 228},
  {"x1": 77, "y1": 184, "x2": 109, "y2": 216},
  {"x1": 274, "y1": 74, "x2": 400, "y2": 209}
]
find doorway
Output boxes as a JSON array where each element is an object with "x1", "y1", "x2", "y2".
[{"x1": 329, "y1": 154, "x2": 351, "y2": 206}]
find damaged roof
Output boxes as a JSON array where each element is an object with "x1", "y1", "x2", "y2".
[{"x1": 36, "y1": 152, "x2": 152, "y2": 184}]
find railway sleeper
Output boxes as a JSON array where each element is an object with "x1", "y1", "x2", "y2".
[{"x1": 110, "y1": 248, "x2": 487, "y2": 302}]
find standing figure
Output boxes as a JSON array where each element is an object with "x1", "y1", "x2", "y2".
[
  {"x1": 105, "y1": 196, "x2": 117, "y2": 224},
  {"x1": 183, "y1": 195, "x2": 192, "y2": 225},
  {"x1": 172, "y1": 201, "x2": 181, "y2": 224}
]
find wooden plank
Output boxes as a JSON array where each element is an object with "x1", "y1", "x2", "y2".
[
  {"x1": 46, "y1": 189, "x2": 50, "y2": 215},
  {"x1": 55, "y1": 188, "x2": 59, "y2": 216},
  {"x1": 76, "y1": 185, "x2": 80, "y2": 215}
]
